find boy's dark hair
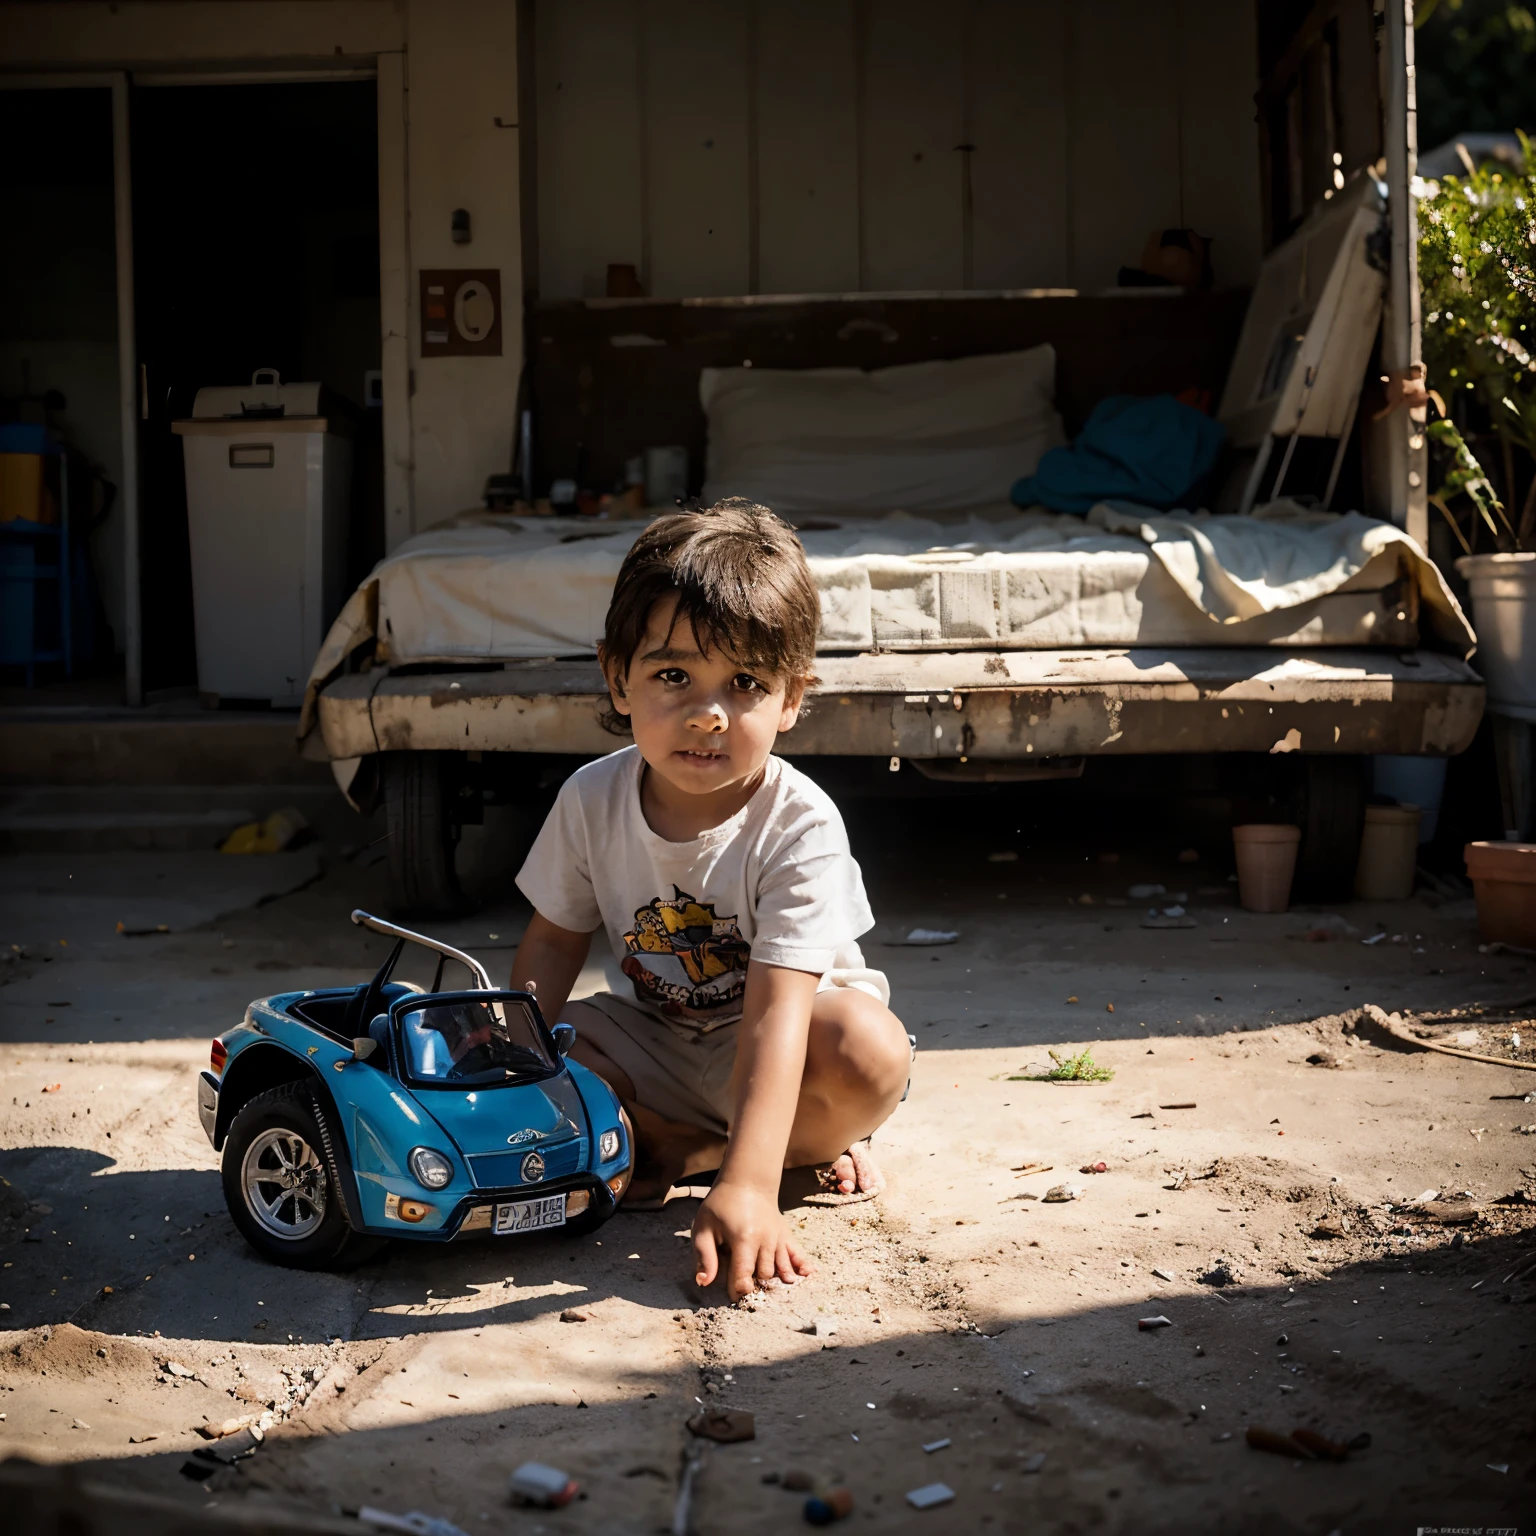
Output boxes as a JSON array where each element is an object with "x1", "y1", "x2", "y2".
[{"x1": 598, "y1": 500, "x2": 819, "y2": 728}]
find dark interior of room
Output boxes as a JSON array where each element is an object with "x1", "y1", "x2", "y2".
[{"x1": 132, "y1": 78, "x2": 383, "y2": 697}]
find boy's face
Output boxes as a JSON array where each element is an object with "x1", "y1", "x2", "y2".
[{"x1": 606, "y1": 595, "x2": 804, "y2": 799}]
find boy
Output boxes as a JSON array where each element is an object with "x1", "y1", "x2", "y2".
[{"x1": 510, "y1": 500, "x2": 912, "y2": 1302}]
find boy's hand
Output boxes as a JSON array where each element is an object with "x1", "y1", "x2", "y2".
[{"x1": 692, "y1": 1182, "x2": 812, "y2": 1301}]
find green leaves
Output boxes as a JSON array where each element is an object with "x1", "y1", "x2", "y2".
[
  {"x1": 1009, "y1": 1047, "x2": 1115, "y2": 1083},
  {"x1": 1419, "y1": 130, "x2": 1536, "y2": 545}
]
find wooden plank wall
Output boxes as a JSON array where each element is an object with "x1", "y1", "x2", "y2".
[{"x1": 534, "y1": 0, "x2": 1262, "y2": 300}]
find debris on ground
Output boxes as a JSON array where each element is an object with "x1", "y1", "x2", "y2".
[
  {"x1": 357, "y1": 1508, "x2": 471, "y2": 1536},
  {"x1": 1012, "y1": 1161, "x2": 1053, "y2": 1176},
  {"x1": 804, "y1": 1487, "x2": 854, "y2": 1524},
  {"x1": 1417, "y1": 1197, "x2": 1482, "y2": 1225},
  {"x1": 686, "y1": 1408, "x2": 755, "y2": 1442},
  {"x1": 1079, "y1": 1161, "x2": 1108, "y2": 1173},
  {"x1": 888, "y1": 928, "x2": 960, "y2": 946},
  {"x1": 1160, "y1": 1102, "x2": 1197, "y2": 1110},
  {"x1": 1152, "y1": 1268, "x2": 1175, "y2": 1282},
  {"x1": 1138, "y1": 1316, "x2": 1174, "y2": 1330},
  {"x1": 1043, "y1": 1184, "x2": 1082, "y2": 1202},
  {"x1": 220, "y1": 806, "x2": 311, "y2": 855},
  {"x1": 1199, "y1": 1262, "x2": 1237, "y2": 1287},
  {"x1": 1245, "y1": 1426, "x2": 1370, "y2": 1461},
  {"x1": 922, "y1": 1438, "x2": 951, "y2": 1453},
  {"x1": 179, "y1": 1424, "x2": 264, "y2": 1481},
  {"x1": 1021, "y1": 1452, "x2": 1047, "y2": 1474},
  {"x1": 905, "y1": 1483, "x2": 956, "y2": 1510},
  {"x1": 559, "y1": 1307, "x2": 590, "y2": 1322},
  {"x1": 508, "y1": 1462, "x2": 579, "y2": 1508}
]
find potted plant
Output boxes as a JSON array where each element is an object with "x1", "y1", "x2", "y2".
[{"x1": 1418, "y1": 132, "x2": 1536, "y2": 719}]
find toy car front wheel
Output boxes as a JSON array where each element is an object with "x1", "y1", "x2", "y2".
[{"x1": 221, "y1": 1081, "x2": 384, "y2": 1270}]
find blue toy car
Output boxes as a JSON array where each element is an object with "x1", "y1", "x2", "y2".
[{"x1": 198, "y1": 910, "x2": 632, "y2": 1269}]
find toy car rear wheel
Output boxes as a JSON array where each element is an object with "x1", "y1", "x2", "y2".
[{"x1": 221, "y1": 1081, "x2": 384, "y2": 1270}]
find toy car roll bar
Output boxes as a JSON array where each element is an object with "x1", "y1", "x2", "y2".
[{"x1": 350, "y1": 908, "x2": 494, "y2": 992}]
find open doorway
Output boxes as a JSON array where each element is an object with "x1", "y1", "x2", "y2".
[
  {"x1": 131, "y1": 78, "x2": 383, "y2": 698},
  {"x1": 0, "y1": 85, "x2": 123, "y2": 698}
]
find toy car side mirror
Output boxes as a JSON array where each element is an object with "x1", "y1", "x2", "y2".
[
  {"x1": 551, "y1": 1023, "x2": 576, "y2": 1056},
  {"x1": 351, "y1": 1036, "x2": 379, "y2": 1063}
]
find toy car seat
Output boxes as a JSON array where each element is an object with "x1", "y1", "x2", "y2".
[{"x1": 367, "y1": 1012, "x2": 392, "y2": 1069}]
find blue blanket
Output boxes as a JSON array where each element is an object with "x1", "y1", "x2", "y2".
[{"x1": 1011, "y1": 395, "x2": 1225, "y2": 515}]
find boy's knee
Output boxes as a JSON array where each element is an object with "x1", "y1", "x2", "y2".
[{"x1": 811, "y1": 990, "x2": 911, "y2": 1103}]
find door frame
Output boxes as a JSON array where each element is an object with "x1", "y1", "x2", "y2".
[
  {"x1": 3, "y1": 58, "x2": 412, "y2": 699},
  {"x1": 2, "y1": 71, "x2": 141, "y2": 702}
]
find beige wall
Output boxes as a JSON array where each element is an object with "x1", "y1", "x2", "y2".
[
  {"x1": 0, "y1": 1, "x2": 403, "y2": 67},
  {"x1": 535, "y1": 0, "x2": 1264, "y2": 299},
  {"x1": 1, "y1": 0, "x2": 1263, "y2": 542},
  {"x1": 401, "y1": 0, "x2": 523, "y2": 533}
]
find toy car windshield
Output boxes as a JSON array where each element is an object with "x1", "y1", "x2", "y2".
[{"x1": 399, "y1": 995, "x2": 555, "y2": 1085}]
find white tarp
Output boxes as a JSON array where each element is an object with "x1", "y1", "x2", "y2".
[{"x1": 301, "y1": 501, "x2": 1474, "y2": 736}]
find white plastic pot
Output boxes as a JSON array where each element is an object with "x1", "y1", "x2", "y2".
[{"x1": 1457, "y1": 552, "x2": 1536, "y2": 716}]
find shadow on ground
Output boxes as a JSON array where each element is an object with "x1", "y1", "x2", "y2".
[{"x1": 3, "y1": 1221, "x2": 1531, "y2": 1536}]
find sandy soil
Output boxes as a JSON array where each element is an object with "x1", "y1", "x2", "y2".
[{"x1": 2, "y1": 796, "x2": 1534, "y2": 1534}]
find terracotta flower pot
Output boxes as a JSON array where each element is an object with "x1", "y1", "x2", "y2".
[
  {"x1": 1354, "y1": 803, "x2": 1421, "y2": 900},
  {"x1": 1233, "y1": 824, "x2": 1301, "y2": 913},
  {"x1": 1464, "y1": 840, "x2": 1536, "y2": 946}
]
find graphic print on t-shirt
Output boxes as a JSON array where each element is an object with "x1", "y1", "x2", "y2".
[{"x1": 621, "y1": 887, "x2": 752, "y2": 1021}]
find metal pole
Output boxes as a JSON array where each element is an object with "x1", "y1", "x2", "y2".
[
  {"x1": 111, "y1": 72, "x2": 142, "y2": 705},
  {"x1": 1382, "y1": 0, "x2": 1427, "y2": 548}
]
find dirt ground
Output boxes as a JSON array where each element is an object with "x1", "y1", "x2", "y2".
[{"x1": 2, "y1": 785, "x2": 1534, "y2": 1534}]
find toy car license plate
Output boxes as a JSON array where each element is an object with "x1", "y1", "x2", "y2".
[{"x1": 493, "y1": 1194, "x2": 566, "y2": 1235}]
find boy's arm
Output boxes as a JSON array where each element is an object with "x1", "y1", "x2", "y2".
[
  {"x1": 509, "y1": 911, "x2": 594, "y2": 1024},
  {"x1": 692, "y1": 959, "x2": 816, "y2": 1301}
]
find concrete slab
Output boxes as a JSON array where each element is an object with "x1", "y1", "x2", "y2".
[{"x1": 0, "y1": 851, "x2": 322, "y2": 946}]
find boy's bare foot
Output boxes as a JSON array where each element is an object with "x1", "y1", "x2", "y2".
[
  {"x1": 622, "y1": 1108, "x2": 727, "y2": 1208},
  {"x1": 819, "y1": 1138, "x2": 884, "y2": 1197},
  {"x1": 623, "y1": 1155, "x2": 682, "y2": 1208}
]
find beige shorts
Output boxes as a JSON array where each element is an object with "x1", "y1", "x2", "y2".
[
  {"x1": 566, "y1": 992, "x2": 739, "y2": 1135},
  {"x1": 565, "y1": 969, "x2": 892, "y2": 1137}
]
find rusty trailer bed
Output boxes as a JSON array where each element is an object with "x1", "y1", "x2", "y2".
[{"x1": 316, "y1": 648, "x2": 1484, "y2": 764}]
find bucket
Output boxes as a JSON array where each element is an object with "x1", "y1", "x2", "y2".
[
  {"x1": 1372, "y1": 756, "x2": 1447, "y2": 842},
  {"x1": 1456, "y1": 552, "x2": 1536, "y2": 713},
  {"x1": 1233, "y1": 824, "x2": 1301, "y2": 912},
  {"x1": 1354, "y1": 803, "x2": 1421, "y2": 899},
  {"x1": 1464, "y1": 840, "x2": 1536, "y2": 946}
]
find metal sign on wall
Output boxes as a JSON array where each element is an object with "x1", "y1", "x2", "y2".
[{"x1": 419, "y1": 269, "x2": 502, "y2": 357}]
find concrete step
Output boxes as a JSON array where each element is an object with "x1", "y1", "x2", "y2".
[
  {"x1": 0, "y1": 786, "x2": 351, "y2": 853},
  {"x1": 0, "y1": 709, "x2": 332, "y2": 787}
]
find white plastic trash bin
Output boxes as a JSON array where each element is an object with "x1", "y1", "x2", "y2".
[{"x1": 172, "y1": 369, "x2": 352, "y2": 707}]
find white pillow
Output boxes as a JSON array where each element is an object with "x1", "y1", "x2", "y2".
[{"x1": 700, "y1": 345, "x2": 1064, "y2": 514}]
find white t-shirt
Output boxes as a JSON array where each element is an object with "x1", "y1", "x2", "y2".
[{"x1": 516, "y1": 746, "x2": 878, "y2": 1032}]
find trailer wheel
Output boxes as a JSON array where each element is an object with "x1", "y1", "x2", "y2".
[
  {"x1": 1293, "y1": 755, "x2": 1366, "y2": 900},
  {"x1": 383, "y1": 751, "x2": 464, "y2": 916}
]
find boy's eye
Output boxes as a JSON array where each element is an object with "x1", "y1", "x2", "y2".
[
  {"x1": 655, "y1": 667, "x2": 690, "y2": 686},
  {"x1": 732, "y1": 673, "x2": 768, "y2": 694}
]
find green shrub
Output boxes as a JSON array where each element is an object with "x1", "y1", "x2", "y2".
[{"x1": 1418, "y1": 130, "x2": 1536, "y2": 547}]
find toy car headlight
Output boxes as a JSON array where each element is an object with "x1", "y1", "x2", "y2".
[
  {"x1": 598, "y1": 1129, "x2": 623, "y2": 1163},
  {"x1": 408, "y1": 1147, "x2": 454, "y2": 1190}
]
